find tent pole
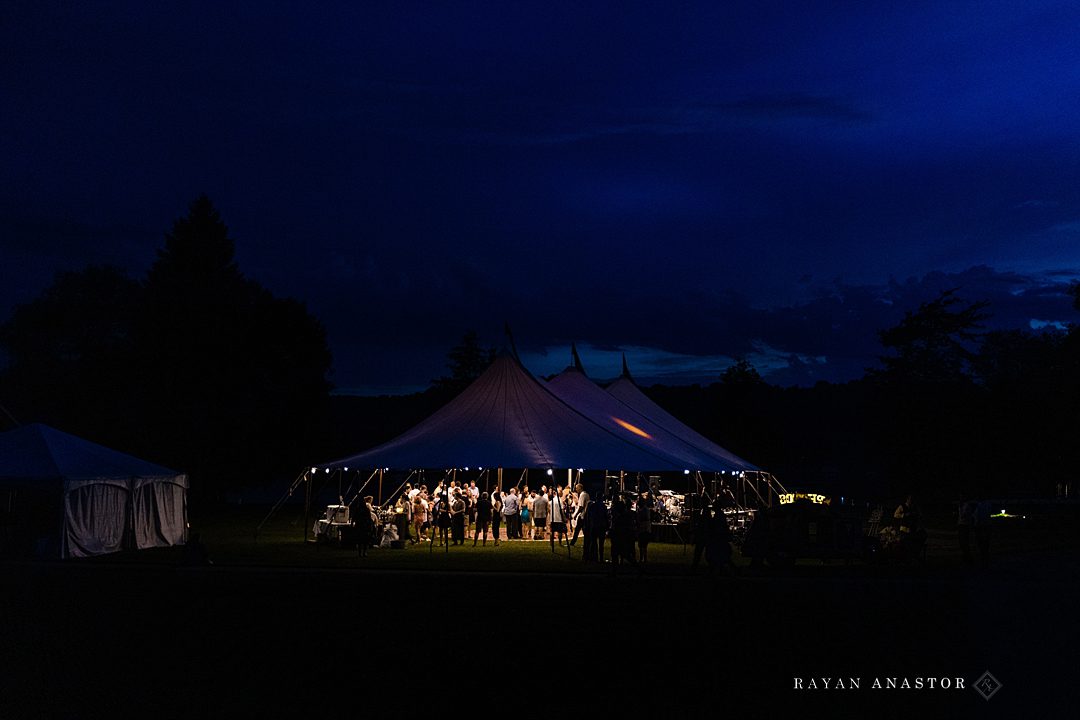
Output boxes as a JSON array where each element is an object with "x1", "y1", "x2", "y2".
[
  {"x1": 378, "y1": 468, "x2": 384, "y2": 506},
  {"x1": 303, "y1": 472, "x2": 312, "y2": 543},
  {"x1": 256, "y1": 468, "x2": 308, "y2": 542}
]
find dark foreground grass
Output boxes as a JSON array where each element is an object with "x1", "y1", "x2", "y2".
[{"x1": 2, "y1": 505, "x2": 1077, "y2": 718}]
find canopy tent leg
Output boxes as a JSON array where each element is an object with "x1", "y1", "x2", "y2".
[
  {"x1": 303, "y1": 471, "x2": 312, "y2": 543},
  {"x1": 256, "y1": 469, "x2": 309, "y2": 543}
]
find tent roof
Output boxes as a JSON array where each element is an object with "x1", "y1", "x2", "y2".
[
  {"x1": 546, "y1": 367, "x2": 746, "y2": 472},
  {"x1": 0, "y1": 423, "x2": 186, "y2": 487},
  {"x1": 325, "y1": 354, "x2": 688, "y2": 472},
  {"x1": 605, "y1": 376, "x2": 759, "y2": 472}
]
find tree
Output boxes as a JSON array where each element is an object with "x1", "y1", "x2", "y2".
[
  {"x1": 431, "y1": 331, "x2": 495, "y2": 395},
  {"x1": 874, "y1": 289, "x2": 989, "y2": 385},
  {"x1": 133, "y1": 195, "x2": 332, "y2": 498},
  {"x1": 1, "y1": 195, "x2": 335, "y2": 501},
  {"x1": 720, "y1": 358, "x2": 764, "y2": 386},
  {"x1": 0, "y1": 266, "x2": 141, "y2": 442}
]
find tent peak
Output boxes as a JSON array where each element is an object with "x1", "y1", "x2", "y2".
[{"x1": 571, "y1": 342, "x2": 585, "y2": 374}]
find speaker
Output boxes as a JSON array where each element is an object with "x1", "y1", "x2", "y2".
[{"x1": 325, "y1": 504, "x2": 350, "y2": 523}]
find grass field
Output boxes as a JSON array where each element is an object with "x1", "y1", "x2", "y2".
[
  {"x1": 87, "y1": 501, "x2": 1079, "y2": 576},
  {"x1": 3, "y1": 503, "x2": 1077, "y2": 717}
]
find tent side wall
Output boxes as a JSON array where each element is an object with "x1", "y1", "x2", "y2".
[
  {"x1": 62, "y1": 478, "x2": 130, "y2": 559},
  {"x1": 60, "y1": 475, "x2": 189, "y2": 558},
  {"x1": 131, "y1": 476, "x2": 189, "y2": 550}
]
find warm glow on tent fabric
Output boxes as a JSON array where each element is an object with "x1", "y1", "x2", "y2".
[{"x1": 611, "y1": 417, "x2": 652, "y2": 439}]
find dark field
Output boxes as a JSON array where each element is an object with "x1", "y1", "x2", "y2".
[{"x1": 2, "y1": 507, "x2": 1077, "y2": 718}]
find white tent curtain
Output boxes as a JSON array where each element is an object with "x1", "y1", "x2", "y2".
[
  {"x1": 59, "y1": 475, "x2": 188, "y2": 558},
  {"x1": 132, "y1": 478, "x2": 188, "y2": 550},
  {"x1": 63, "y1": 481, "x2": 130, "y2": 558}
]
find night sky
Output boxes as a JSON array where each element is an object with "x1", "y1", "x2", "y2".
[{"x1": 4, "y1": 1, "x2": 1079, "y2": 393}]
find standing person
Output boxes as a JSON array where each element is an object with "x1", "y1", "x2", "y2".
[
  {"x1": 549, "y1": 488, "x2": 569, "y2": 549},
  {"x1": 412, "y1": 494, "x2": 426, "y2": 545},
  {"x1": 491, "y1": 491, "x2": 503, "y2": 545},
  {"x1": 354, "y1": 495, "x2": 376, "y2": 558},
  {"x1": 397, "y1": 494, "x2": 412, "y2": 543},
  {"x1": 894, "y1": 494, "x2": 923, "y2": 561},
  {"x1": 468, "y1": 481, "x2": 479, "y2": 530},
  {"x1": 532, "y1": 490, "x2": 549, "y2": 542},
  {"x1": 435, "y1": 494, "x2": 451, "y2": 547},
  {"x1": 636, "y1": 491, "x2": 653, "y2": 564},
  {"x1": 569, "y1": 483, "x2": 590, "y2": 546},
  {"x1": 581, "y1": 496, "x2": 604, "y2": 563},
  {"x1": 706, "y1": 501, "x2": 736, "y2": 575},
  {"x1": 462, "y1": 490, "x2": 474, "y2": 537},
  {"x1": 608, "y1": 495, "x2": 639, "y2": 575},
  {"x1": 474, "y1": 491, "x2": 492, "y2": 546},
  {"x1": 690, "y1": 490, "x2": 710, "y2": 569},
  {"x1": 522, "y1": 491, "x2": 533, "y2": 540},
  {"x1": 450, "y1": 490, "x2": 466, "y2": 545},
  {"x1": 502, "y1": 488, "x2": 520, "y2": 540}
]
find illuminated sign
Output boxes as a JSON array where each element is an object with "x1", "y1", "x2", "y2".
[{"x1": 779, "y1": 492, "x2": 832, "y2": 506}]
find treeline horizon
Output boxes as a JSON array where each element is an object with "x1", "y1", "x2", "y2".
[{"x1": 2, "y1": 196, "x2": 1079, "y2": 504}]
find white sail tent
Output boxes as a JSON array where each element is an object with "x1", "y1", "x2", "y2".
[
  {"x1": 0, "y1": 424, "x2": 188, "y2": 558},
  {"x1": 605, "y1": 361, "x2": 758, "y2": 473},
  {"x1": 323, "y1": 351, "x2": 761, "y2": 479},
  {"x1": 324, "y1": 353, "x2": 690, "y2": 472},
  {"x1": 545, "y1": 363, "x2": 753, "y2": 473}
]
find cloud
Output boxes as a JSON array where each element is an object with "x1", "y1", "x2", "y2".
[
  {"x1": 318, "y1": 262, "x2": 1079, "y2": 393},
  {"x1": 699, "y1": 93, "x2": 872, "y2": 123}
]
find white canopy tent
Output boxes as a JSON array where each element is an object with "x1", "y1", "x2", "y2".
[{"x1": 0, "y1": 424, "x2": 188, "y2": 558}]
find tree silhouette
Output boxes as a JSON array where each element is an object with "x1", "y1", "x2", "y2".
[
  {"x1": 874, "y1": 288, "x2": 989, "y2": 385},
  {"x1": 0, "y1": 266, "x2": 140, "y2": 443},
  {"x1": 134, "y1": 195, "x2": 332, "y2": 498},
  {"x1": 431, "y1": 330, "x2": 495, "y2": 395},
  {"x1": 0, "y1": 195, "x2": 333, "y2": 500},
  {"x1": 720, "y1": 358, "x2": 764, "y2": 386}
]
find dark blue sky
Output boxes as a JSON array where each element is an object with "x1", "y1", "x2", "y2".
[{"x1": 3, "y1": 1, "x2": 1079, "y2": 392}]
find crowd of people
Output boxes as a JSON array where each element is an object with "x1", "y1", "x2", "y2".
[{"x1": 351, "y1": 480, "x2": 692, "y2": 573}]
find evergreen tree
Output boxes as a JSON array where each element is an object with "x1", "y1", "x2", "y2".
[
  {"x1": 431, "y1": 330, "x2": 495, "y2": 395},
  {"x1": 132, "y1": 195, "x2": 332, "y2": 499}
]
